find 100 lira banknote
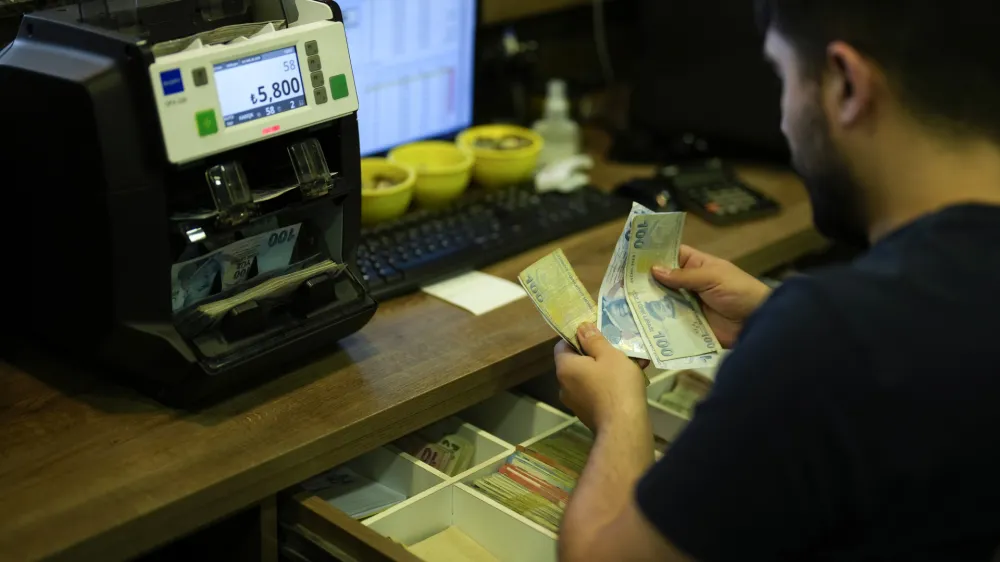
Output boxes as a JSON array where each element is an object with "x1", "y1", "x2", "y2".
[
  {"x1": 519, "y1": 249, "x2": 598, "y2": 354},
  {"x1": 624, "y1": 213, "x2": 721, "y2": 369},
  {"x1": 599, "y1": 202, "x2": 654, "y2": 359},
  {"x1": 170, "y1": 223, "x2": 301, "y2": 312}
]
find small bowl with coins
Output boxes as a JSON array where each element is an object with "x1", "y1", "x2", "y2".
[
  {"x1": 457, "y1": 124, "x2": 543, "y2": 188},
  {"x1": 360, "y1": 158, "x2": 416, "y2": 225},
  {"x1": 388, "y1": 141, "x2": 475, "y2": 209}
]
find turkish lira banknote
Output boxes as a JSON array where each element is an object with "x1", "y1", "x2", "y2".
[
  {"x1": 175, "y1": 259, "x2": 345, "y2": 337},
  {"x1": 625, "y1": 213, "x2": 721, "y2": 369},
  {"x1": 152, "y1": 21, "x2": 288, "y2": 57},
  {"x1": 599, "y1": 202, "x2": 654, "y2": 360},
  {"x1": 658, "y1": 370, "x2": 714, "y2": 418},
  {"x1": 170, "y1": 223, "x2": 301, "y2": 312},
  {"x1": 193, "y1": 259, "x2": 344, "y2": 319},
  {"x1": 519, "y1": 249, "x2": 598, "y2": 354}
]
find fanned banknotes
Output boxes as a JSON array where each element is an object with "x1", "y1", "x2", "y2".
[
  {"x1": 518, "y1": 249, "x2": 598, "y2": 353},
  {"x1": 599, "y1": 202, "x2": 655, "y2": 359},
  {"x1": 625, "y1": 214, "x2": 721, "y2": 369},
  {"x1": 520, "y1": 230, "x2": 717, "y2": 372}
]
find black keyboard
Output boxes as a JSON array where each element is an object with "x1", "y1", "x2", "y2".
[{"x1": 357, "y1": 184, "x2": 633, "y2": 301}]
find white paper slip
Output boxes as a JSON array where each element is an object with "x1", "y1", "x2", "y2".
[
  {"x1": 422, "y1": 271, "x2": 527, "y2": 316},
  {"x1": 312, "y1": 467, "x2": 407, "y2": 520}
]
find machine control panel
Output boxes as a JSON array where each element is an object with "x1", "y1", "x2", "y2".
[{"x1": 148, "y1": 21, "x2": 358, "y2": 164}]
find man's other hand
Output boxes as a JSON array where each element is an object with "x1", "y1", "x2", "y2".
[
  {"x1": 554, "y1": 323, "x2": 649, "y2": 432},
  {"x1": 652, "y1": 245, "x2": 771, "y2": 348}
]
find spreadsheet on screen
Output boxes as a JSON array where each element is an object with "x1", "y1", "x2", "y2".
[{"x1": 337, "y1": 0, "x2": 477, "y2": 156}]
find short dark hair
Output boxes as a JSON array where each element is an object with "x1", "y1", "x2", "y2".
[{"x1": 755, "y1": 0, "x2": 1000, "y2": 140}]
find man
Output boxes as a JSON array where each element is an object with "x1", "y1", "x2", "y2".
[{"x1": 555, "y1": 1, "x2": 1000, "y2": 560}]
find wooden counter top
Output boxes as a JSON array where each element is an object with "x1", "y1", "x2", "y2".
[{"x1": 0, "y1": 151, "x2": 824, "y2": 561}]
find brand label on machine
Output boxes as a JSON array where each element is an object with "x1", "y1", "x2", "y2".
[{"x1": 160, "y1": 69, "x2": 185, "y2": 95}]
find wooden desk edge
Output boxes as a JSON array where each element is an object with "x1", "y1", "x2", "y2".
[{"x1": 49, "y1": 348, "x2": 559, "y2": 562}]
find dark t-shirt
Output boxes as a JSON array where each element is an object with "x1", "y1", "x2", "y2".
[{"x1": 637, "y1": 205, "x2": 1000, "y2": 561}]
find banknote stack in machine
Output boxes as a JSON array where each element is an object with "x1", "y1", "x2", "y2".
[
  {"x1": 472, "y1": 424, "x2": 594, "y2": 532},
  {"x1": 600, "y1": 204, "x2": 722, "y2": 370}
]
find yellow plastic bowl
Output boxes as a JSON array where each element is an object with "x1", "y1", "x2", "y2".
[
  {"x1": 388, "y1": 141, "x2": 474, "y2": 209},
  {"x1": 457, "y1": 125, "x2": 544, "y2": 188},
  {"x1": 360, "y1": 158, "x2": 415, "y2": 226}
]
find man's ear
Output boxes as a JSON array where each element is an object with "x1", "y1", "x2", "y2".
[{"x1": 825, "y1": 41, "x2": 875, "y2": 127}]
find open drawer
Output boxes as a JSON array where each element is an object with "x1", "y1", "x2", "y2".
[
  {"x1": 281, "y1": 388, "x2": 685, "y2": 561},
  {"x1": 280, "y1": 392, "x2": 574, "y2": 561}
]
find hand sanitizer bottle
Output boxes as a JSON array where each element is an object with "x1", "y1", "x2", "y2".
[{"x1": 533, "y1": 80, "x2": 580, "y2": 168}]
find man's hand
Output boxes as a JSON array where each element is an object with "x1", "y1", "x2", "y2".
[
  {"x1": 554, "y1": 326, "x2": 689, "y2": 562},
  {"x1": 554, "y1": 323, "x2": 649, "y2": 432},
  {"x1": 652, "y1": 245, "x2": 771, "y2": 348}
]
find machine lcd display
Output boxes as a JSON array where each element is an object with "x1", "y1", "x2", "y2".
[{"x1": 214, "y1": 46, "x2": 308, "y2": 128}]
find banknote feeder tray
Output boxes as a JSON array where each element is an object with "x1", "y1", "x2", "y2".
[{"x1": 0, "y1": 0, "x2": 377, "y2": 405}]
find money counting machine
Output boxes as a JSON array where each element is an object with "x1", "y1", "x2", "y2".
[{"x1": 0, "y1": 0, "x2": 377, "y2": 404}]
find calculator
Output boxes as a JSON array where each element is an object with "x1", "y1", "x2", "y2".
[{"x1": 658, "y1": 159, "x2": 781, "y2": 226}]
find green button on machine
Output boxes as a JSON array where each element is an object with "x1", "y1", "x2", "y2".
[
  {"x1": 195, "y1": 109, "x2": 218, "y2": 136},
  {"x1": 329, "y1": 74, "x2": 349, "y2": 100}
]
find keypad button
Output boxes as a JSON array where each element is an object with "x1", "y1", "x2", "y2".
[
  {"x1": 305, "y1": 40, "x2": 319, "y2": 56},
  {"x1": 310, "y1": 70, "x2": 324, "y2": 89},
  {"x1": 307, "y1": 55, "x2": 322, "y2": 72},
  {"x1": 195, "y1": 109, "x2": 218, "y2": 136},
  {"x1": 192, "y1": 67, "x2": 208, "y2": 87},
  {"x1": 329, "y1": 73, "x2": 350, "y2": 100},
  {"x1": 314, "y1": 87, "x2": 328, "y2": 105}
]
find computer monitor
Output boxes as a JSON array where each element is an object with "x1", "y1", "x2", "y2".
[
  {"x1": 337, "y1": 0, "x2": 477, "y2": 156},
  {"x1": 623, "y1": 0, "x2": 788, "y2": 163}
]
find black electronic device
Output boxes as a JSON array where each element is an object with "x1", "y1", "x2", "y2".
[
  {"x1": 357, "y1": 185, "x2": 633, "y2": 300},
  {"x1": 659, "y1": 160, "x2": 780, "y2": 225},
  {"x1": 618, "y1": 0, "x2": 788, "y2": 164},
  {"x1": 0, "y1": 0, "x2": 377, "y2": 405},
  {"x1": 614, "y1": 177, "x2": 682, "y2": 213}
]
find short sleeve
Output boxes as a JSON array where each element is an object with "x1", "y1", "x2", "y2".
[{"x1": 636, "y1": 278, "x2": 862, "y2": 561}]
